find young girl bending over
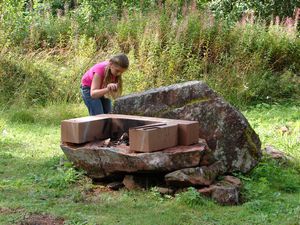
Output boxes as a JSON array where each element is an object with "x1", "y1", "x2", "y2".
[{"x1": 80, "y1": 53, "x2": 129, "y2": 115}]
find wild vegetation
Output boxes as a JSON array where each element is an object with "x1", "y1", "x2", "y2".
[
  {"x1": 0, "y1": 1, "x2": 299, "y2": 224},
  {"x1": 0, "y1": 0, "x2": 299, "y2": 107}
]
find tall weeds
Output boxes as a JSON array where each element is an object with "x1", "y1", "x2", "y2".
[{"x1": 0, "y1": 2, "x2": 299, "y2": 108}]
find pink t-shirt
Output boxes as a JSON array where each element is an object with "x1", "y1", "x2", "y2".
[{"x1": 81, "y1": 61, "x2": 109, "y2": 87}]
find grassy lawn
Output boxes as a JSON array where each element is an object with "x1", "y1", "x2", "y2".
[{"x1": 0, "y1": 103, "x2": 299, "y2": 225}]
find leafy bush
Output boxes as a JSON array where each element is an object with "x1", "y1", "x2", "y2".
[
  {"x1": 46, "y1": 167, "x2": 83, "y2": 189},
  {"x1": 45, "y1": 158, "x2": 85, "y2": 190},
  {"x1": 0, "y1": 118, "x2": 6, "y2": 133},
  {"x1": 0, "y1": 1, "x2": 299, "y2": 108},
  {"x1": 176, "y1": 187, "x2": 213, "y2": 207},
  {"x1": 9, "y1": 110, "x2": 35, "y2": 124},
  {"x1": 0, "y1": 0, "x2": 30, "y2": 44},
  {"x1": 0, "y1": 55, "x2": 56, "y2": 106},
  {"x1": 209, "y1": 0, "x2": 299, "y2": 22},
  {"x1": 28, "y1": 14, "x2": 72, "y2": 49}
]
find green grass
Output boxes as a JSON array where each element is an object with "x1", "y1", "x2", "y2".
[
  {"x1": 243, "y1": 102, "x2": 300, "y2": 160},
  {"x1": 0, "y1": 103, "x2": 299, "y2": 225}
]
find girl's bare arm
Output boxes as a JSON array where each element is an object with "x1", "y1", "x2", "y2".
[{"x1": 90, "y1": 73, "x2": 109, "y2": 99}]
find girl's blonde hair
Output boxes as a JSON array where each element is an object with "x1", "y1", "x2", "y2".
[{"x1": 103, "y1": 53, "x2": 129, "y2": 99}]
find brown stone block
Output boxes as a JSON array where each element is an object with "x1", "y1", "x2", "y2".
[
  {"x1": 177, "y1": 121, "x2": 199, "y2": 145},
  {"x1": 129, "y1": 123, "x2": 178, "y2": 152},
  {"x1": 61, "y1": 116, "x2": 111, "y2": 144}
]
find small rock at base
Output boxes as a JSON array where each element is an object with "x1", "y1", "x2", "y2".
[
  {"x1": 223, "y1": 176, "x2": 242, "y2": 187},
  {"x1": 156, "y1": 187, "x2": 175, "y2": 195},
  {"x1": 107, "y1": 182, "x2": 124, "y2": 190}
]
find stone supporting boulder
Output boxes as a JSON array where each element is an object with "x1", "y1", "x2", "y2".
[
  {"x1": 165, "y1": 161, "x2": 226, "y2": 187},
  {"x1": 198, "y1": 176, "x2": 242, "y2": 205},
  {"x1": 123, "y1": 175, "x2": 144, "y2": 190},
  {"x1": 123, "y1": 174, "x2": 165, "y2": 190},
  {"x1": 113, "y1": 81, "x2": 262, "y2": 173},
  {"x1": 61, "y1": 141, "x2": 208, "y2": 179},
  {"x1": 264, "y1": 145, "x2": 293, "y2": 162},
  {"x1": 210, "y1": 184, "x2": 240, "y2": 205}
]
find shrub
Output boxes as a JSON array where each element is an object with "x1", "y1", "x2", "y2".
[
  {"x1": 46, "y1": 167, "x2": 84, "y2": 189},
  {"x1": 0, "y1": 3, "x2": 299, "y2": 108},
  {"x1": 9, "y1": 110, "x2": 35, "y2": 124},
  {"x1": 176, "y1": 187, "x2": 213, "y2": 207},
  {"x1": 0, "y1": 118, "x2": 6, "y2": 133},
  {"x1": 0, "y1": 55, "x2": 56, "y2": 106},
  {"x1": 209, "y1": 0, "x2": 299, "y2": 22},
  {"x1": 45, "y1": 157, "x2": 85, "y2": 190},
  {"x1": 28, "y1": 14, "x2": 72, "y2": 49},
  {"x1": 0, "y1": 0, "x2": 30, "y2": 45}
]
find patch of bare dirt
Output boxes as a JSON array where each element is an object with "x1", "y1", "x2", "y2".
[
  {"x1": 19, "y1": 214, "x2": 64, "y2": 225},
  {"x1": 82, "y1": 185, "x2": 121, "y2": 203},
  {"x1": 84, "y1": 185, "x2": 116, "y2": 199}
]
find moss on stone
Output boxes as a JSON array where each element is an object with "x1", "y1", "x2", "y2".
[
  {"x1": 185, "y1": 97, "x2": 211, "y2": 106},
  {"x1": 154, "y1": 97, "x2": 212, "y2": 117},
  {"x1": 243, "y1": 127, "x2": 261, "y2": 160}
]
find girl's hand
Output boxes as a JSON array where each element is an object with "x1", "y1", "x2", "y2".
[{"x1": 107, "y1": 83, "x2": 118, "y2": 92}]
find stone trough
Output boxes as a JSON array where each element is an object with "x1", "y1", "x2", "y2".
[{"x1": 60, "y1": 114, "x2": 213, "y2": 179}]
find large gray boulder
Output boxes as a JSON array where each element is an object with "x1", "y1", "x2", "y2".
[{"x1": 113, "y1": 81, "x2": 262, "y2": 173}]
